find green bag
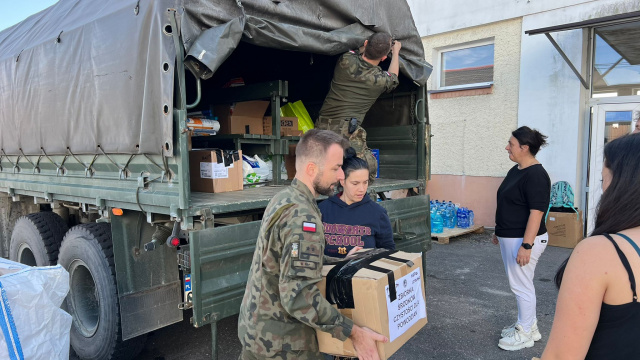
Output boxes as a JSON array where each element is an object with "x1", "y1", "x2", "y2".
[{"x1": 281, "y1": 100, "x2": 314, "y2": 133}]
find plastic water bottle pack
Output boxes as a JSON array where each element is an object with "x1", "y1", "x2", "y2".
[{"x1": 430, "y1": 200, "x2": 476, "y2": 231}]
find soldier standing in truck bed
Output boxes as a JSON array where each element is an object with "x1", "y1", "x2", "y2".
[
  {"x1": 316, "y1": 32, "x2": 401, "y2": 181},
  {"x1": 238, "y1": 129, "x2": 388, "y2": 360}
]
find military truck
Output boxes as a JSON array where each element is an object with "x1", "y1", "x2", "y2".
[{"x1": 0, "y1": 1, "x2": 432, "y2": 359}]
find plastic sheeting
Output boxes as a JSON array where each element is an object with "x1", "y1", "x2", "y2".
[
  {"x1": 0, "y1": 259, "x2": 71, "y2": 360},
  {"x1": 0, "y1": 0, "x2": 431, "y2": 156}
]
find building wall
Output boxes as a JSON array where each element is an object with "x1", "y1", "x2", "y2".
[
  {"x1": 518, "y1": 0, "x2": 640, "y2": 208},
  {"x1": 423, "y1": 18, "x2": 523, "y2": 226},
  {"x1": 418, "y1": 0, "x2": 640, "y2": 227},
  {"x1": 411, "y1": 0, "x2": 631, "y2": 36},
  {"x1": 426, "y1": 175, "x2": 504, "y2": 227}
]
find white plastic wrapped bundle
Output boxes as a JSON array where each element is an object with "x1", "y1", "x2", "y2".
[{"x1": 0, "y1": 258, "x2": 71, "y2": 360}]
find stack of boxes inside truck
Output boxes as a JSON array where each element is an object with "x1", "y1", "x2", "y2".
[{"x1": 187, "y1": 98, "x2": 311, "y2": 193}]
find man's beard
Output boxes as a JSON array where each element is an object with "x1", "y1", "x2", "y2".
[{"x1": 312, "y1": 172, "x2": 336, "y2": 196}]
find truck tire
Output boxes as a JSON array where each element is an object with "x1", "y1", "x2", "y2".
[
  {"x1": 57, "y1": 223, "x2": 146, "y2": 360},
  {"x1": 9, "y1": 212, "x2": 68, "y2": 266}
]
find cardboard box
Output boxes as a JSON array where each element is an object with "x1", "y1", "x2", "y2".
[
  {"x1": 263, "y1": 116, "x2": 304, "y2": 136},
  {"x1": 316, "y1": 251, "x2": 427, "y2": 359},
  {"x1": 546, "y1": 210, "x2": 584, "y2": 248},
  {"x1": 189, "y1": 150, "x2": 243, "y2": 193},
  {"x1": 284, "y1": 144, "x2": 296, "y2": 180},
  {"x1": 213, "y1": 101, "x2": 268, "y2": 135}
]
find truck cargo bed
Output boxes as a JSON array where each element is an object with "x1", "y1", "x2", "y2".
[{"x1": 190, "y1": 178, "x2": 422, "y2": 215}]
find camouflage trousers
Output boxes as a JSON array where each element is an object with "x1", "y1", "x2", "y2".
[
  {"x1": 240, "y1": 349, "x2": 325, "y2": 360},
  {"x1": 315, "y1": 117, "x2": 378, "y2": 182}
]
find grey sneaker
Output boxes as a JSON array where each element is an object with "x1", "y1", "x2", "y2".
[
  {"x1": 498, "y1": 324, "x2": 535, "y2": 351},
  {"x1": 501, "y1": 318, "x2": 542, "y2": 341}
]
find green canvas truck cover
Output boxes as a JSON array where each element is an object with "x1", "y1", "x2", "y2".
[{"x1": 0, "y1": 0, "x2": 431, "y2": 157}]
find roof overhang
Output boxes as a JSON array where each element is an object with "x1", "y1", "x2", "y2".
[
  {"x1": 525, "y1": 11, "x2": 640, "y2": 90},
  {"x1": 525, "y1": 11, "x2": 640, "y2": 35}
]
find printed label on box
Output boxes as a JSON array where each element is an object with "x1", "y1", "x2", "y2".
[
  {"x1": 385, "y1": 268, "x2": 427, "y2": 342},
  {"x1": 200, "y1": 162, "x2": 229, "y2": 179}
]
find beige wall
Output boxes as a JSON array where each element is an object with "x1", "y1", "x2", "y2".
[
  {"x1": 423, "y1": 18, "x2": 523, "y2": 178},
  {"x1": 423, "y1": 19, "x2": 524, "y2": 226},
  {"x1": 426, "y1": 175, "x2": 504, "y2": 227}
]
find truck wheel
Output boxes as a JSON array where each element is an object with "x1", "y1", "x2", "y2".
[
  {"x1": 57, "y1": 223, "x2": 146, "y2": 360},
  {"x1": 9, "y1": 212, "x2": 69, "y2": 266}
]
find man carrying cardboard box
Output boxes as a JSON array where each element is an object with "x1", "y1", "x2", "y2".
[{"x1": 238, "y1": 129, "x2": 388, "y2": 360}]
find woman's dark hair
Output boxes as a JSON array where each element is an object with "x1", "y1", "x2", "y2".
[
  {"x1": 512, "y1": 126, "x2": 548, "y2": 156},
  {"x1": 555, "y1": 133, "x2": 640, "y2": 288},
  {"x1": 342, "y1": 147, "x2": 369, "y2": 179}
]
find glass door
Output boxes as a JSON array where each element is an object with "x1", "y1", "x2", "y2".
[{"x1": 587, "y1": 103, "x2": 640, "y2": 233}]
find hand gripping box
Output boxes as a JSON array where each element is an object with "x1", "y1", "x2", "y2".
[{"x1": 316, "y1": 250, "x2": 427, "y2": 359}]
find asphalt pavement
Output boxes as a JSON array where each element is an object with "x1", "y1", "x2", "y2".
[{"x1": 135, "y1": 230, "x2": 572, "y2": 360}]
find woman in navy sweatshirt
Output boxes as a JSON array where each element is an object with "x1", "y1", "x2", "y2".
[{"x1": 318, "y1": 148, "x2": 395, "y2": 258}]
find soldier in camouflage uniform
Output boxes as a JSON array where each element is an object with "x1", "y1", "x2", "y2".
[
  {"x1": 316, "y1": 32, "x2": 402, "y2": 182},
  {"x1": 238, "y1": 129, "x2": 388, "y2": 360}
]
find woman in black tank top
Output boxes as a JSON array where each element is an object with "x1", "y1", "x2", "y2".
[{"x1": 541, "y1": 134, "x2": 640, "y2": 359}]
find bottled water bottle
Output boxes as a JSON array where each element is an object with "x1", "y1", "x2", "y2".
[
  {"x1": 430, "y1": 201, "x2": 438, "y2": 214},
  {"x1": 444, "y1": 206, "x2": 455, "y2": 228},
  {"x1": 439, "y1": 201, "x2": 447, "y2": 215},
  {"x1": 468, "y1": 209, "x2": 475, "y2": 226},
  {"x1": 431, "y1": 211, "x2": 444, "y2": 234},
  {"x1": 449, "y1": 203, "x2": 458, "y2": 227},
  {"x1": 457, "y1": 207, "x2": 469, "y2": 229}
]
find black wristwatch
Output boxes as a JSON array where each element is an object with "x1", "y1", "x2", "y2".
[{"x1": 521, "y1": 242, "x2": 534, "y2": 250}]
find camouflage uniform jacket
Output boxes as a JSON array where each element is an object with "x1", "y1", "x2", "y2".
[
  {"x1": 318, "y1": 50, "x2": 400, "y2": 124},
  {"x1": 238, "y1": 179, "x2": 354, "y2": 356}
]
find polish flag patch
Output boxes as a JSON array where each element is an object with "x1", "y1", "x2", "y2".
[{"x1": 302, "y1": 222, "x2": 317, "y2": 233}]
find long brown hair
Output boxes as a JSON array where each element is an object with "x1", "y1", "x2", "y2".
[{"x1": 555, "y1": 134, "x2": 640, "y2": 287}]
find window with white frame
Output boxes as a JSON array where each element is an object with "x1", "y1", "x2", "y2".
[{"x1": 436, "y1": 40, "x2": 494, "y2": 90}]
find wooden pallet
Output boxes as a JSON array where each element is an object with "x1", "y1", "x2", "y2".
[{"x1": 432, "y1": 225, "x2": 485, "y2": 244}]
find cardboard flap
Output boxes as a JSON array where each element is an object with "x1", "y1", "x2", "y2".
[
  {"x1": 233, "y1": 101, "x2": 269, "y2": 118},
  {"x1": 322, "y1": 251, "x2": 420, "y2": 279},
  {"x1": 354, "y1": 261, "x2": 398, "y2": 280}
]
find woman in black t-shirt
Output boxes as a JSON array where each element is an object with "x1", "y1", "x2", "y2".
[{"x1": 493, "y1": 126, "x2": 551, "y2": 352}]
